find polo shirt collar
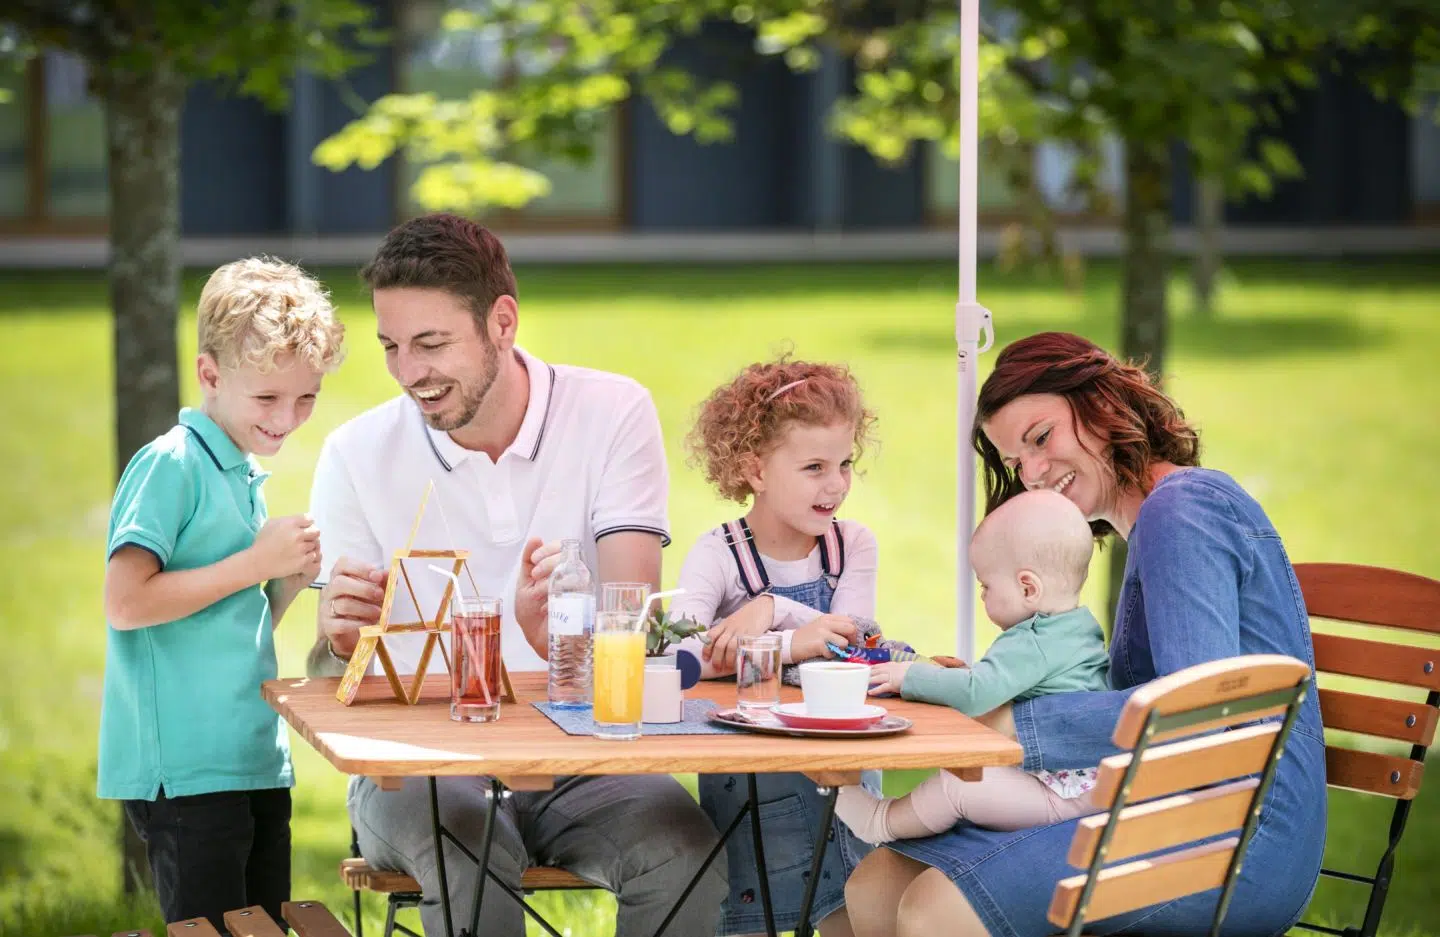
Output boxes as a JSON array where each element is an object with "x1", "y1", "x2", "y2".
[
  {"x1": 422, "y1": 346, "x2": 557, "y2": 472},
  {"x1": 180, "y1": 407, "x2": 256, "y2": 474}
]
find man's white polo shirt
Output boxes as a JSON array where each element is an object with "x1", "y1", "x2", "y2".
[{"x1": 310, "y1": 347, "x2": 670, "y2": 673}]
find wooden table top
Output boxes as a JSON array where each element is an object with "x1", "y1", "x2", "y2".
[{"x1": 263, "y1": 672, "x2": 1023, "y2": 789}]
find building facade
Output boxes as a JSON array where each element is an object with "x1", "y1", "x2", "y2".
[{"x1": 2, "y1": 1, "x2": 1436, "y2": 247}]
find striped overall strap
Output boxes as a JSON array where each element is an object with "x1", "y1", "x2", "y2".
[
  {"x1": 818, "y1": 519, "x2": 845, "y2": 579},
  {"x1": 720, "y1": 519, "x2": 770, "y2": 597}
]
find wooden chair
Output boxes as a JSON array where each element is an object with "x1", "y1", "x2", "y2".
[
  {"x1": 340, "y1": 854, "x2": 595, "y2": 937},
  {"x1": 68, "y1": 899, "x2": 349, "y2": 937},
  {"x1": 1292, "y1": 562, "x2": 1440, "y2": 937},
  {"x1": 1047, "y1": 654, "x2": 1312, "y2": 937}
]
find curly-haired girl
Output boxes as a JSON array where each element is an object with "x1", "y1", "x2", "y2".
[{"x1": 668, "y1": 357, "x2": 880, "y2": 937}]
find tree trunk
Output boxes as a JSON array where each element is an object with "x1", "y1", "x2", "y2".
[
  {"x1": 100, "y1": 55, "x2": 186, "y2": 896},
  {"x1": 1106, "y1": 139, "x2": 1173, "y2": 625},
  {"x1": 1191, "y1": 173, "x2": 1223, "y2": 317}
]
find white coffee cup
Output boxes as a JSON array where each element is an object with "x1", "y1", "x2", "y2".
[{"x1": 798, "y1": 661, "x2": 871, "y2": 717}]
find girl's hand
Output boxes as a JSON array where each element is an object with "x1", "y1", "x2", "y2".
[
  {"x1": 790, "y1": 614, "x2": 859, "y2": 661},
  {"x1": 703, "y1": 596, "x2": 775, "y2": 672},
  {"x1": 868, "y1": 660, "x2": 914, "y2": 696}
]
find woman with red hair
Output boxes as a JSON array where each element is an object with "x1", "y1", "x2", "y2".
[{"x1": 844, "y1": 332, "x2": 1325, "y2": 937}]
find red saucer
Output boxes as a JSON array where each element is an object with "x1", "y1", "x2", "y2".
[{"x1": 771, "y1": 703, "x2": 887, "y2": 731}]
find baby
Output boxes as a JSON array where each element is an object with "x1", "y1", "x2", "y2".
[{"x1": 836, "y1": 489, "x2": 1109, "y2": 843}]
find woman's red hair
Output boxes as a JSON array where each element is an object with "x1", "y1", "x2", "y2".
[{"x1": 972, "y1": 332, "x2": 1200, "y2": 538}]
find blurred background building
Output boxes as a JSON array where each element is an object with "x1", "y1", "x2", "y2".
[{"x1": 2, "y1": 0, "x2": 1436, "y2": 264}]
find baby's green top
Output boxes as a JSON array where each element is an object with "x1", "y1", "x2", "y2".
[{"x1": 901, "y1": 606, "x2": 1109, "y2": 715}]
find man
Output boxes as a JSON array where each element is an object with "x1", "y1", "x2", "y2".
[{"x1": 306, "y1": 213, "x2": 726, "y2": 936}]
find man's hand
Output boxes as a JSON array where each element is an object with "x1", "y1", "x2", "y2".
[
  {"x1": 868, "y1": 660, "x2": 915, "y2": 697},
  {"x1": 514, "y1": 538, "x2": 565, "y2": 656},
  {"x1": 249, "y1": 514, "x2": 321, "y2": 582},
  {"x1": 317, "y1": 556, "x2": 387, "y2": 658},
  {"x1": 702, "y1": 595, "x2": 775, "y2": 673},
  {"x1": 789, "y1": 614, "x2": 859, "y2": 662}
]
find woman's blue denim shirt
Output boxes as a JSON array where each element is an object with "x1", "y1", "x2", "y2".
[{"x1": 1014, "y1": 467, "x2": 1325, "y2": 769}]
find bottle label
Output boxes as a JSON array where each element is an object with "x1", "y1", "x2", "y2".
[{"x1": 549, "y1": 594, "x2": 593, "y2": 637}]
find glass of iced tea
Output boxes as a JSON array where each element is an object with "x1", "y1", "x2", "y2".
[{"x1": 451, "y1": 596, "x2": 502, "y2": 723}]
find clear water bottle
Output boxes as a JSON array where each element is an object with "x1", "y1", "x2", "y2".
[{"x1": 547, "y1": 539, "x2": 595, "y2": 708}]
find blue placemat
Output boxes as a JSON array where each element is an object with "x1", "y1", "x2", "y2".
[{"x1": 532, "y1": 699, "x2": 744, "y2": 736}]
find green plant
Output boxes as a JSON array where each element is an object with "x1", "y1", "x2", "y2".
[{"x1": 646, "y1": 610, "x2": 706, "y2": 658}]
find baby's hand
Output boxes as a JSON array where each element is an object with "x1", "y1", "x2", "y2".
[
  {"x1": 868, "y1": 660, "x2": 914, "y2": 696},
  {"x1": 791, "y1": 614, "x2": 858, "y2": 661}
]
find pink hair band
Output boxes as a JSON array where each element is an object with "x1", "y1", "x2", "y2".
[{"x1": 765, "y1": 379, "x2": 807, "y2": 403}]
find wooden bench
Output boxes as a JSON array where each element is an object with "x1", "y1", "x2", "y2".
[
  {"x1": 340, "y1": 855, "x2": 597, "y2": 937},
  {"x1": 339, "y1": 856, "x2": 594, "y2": 894},
  {"x1": 68, "y1": 899, "x2": 349, "y2": 937}
]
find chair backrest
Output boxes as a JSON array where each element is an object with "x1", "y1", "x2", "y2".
[
  {"x1": 1293, "y1": 562, "x2": 1440, "y2": 937},
  {"x1": 1048, "y1": 654, "x2": 1312, "y2": 937}
]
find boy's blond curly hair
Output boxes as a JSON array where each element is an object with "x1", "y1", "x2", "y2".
[
  {"x1": 197, "y1": 257, "x2": 346, "y2": 374},
  {"x1": 686, "y1": 357, "x2": 877, "y2": 503}
]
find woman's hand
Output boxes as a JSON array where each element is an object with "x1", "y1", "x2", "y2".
[
  {"x1": 868, "y1": 660, "x2": 914, "y2": 696},
  {"x1": 790, "y1": 614, "x2": 859, "y2": 661},
  {"x1": 702, "y1": 595, "x2": 775, "y2": 671}
]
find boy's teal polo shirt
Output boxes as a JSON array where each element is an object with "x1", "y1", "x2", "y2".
[{"x1": 98, "y1": 408, "x2": 293, "y2": 800}]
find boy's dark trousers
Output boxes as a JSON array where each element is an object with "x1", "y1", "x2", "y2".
[{"x1": 123, "y1": 787, "x2": 291, "y2": 929}]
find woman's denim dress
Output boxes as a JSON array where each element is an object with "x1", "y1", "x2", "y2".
[
  {"x1": 888, "y1": 469, "x2": 1327, "y2": 936},
  {"x1": 700, "y1": 567, "x2": 880, "y2": 935}
]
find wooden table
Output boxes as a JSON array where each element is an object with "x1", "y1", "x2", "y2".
[
  {"x1": 264, "y1": 672, "x2": 1022, "y2": 788},
  {"x1": 264, "y1": 672, "x2": 1023, "y2": 937}
]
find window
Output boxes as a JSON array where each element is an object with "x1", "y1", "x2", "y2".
[{"x1": 0, "y1": 49, "x2": 108, "y2": 231}]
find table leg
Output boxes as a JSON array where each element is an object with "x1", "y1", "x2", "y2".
[
  {"x1": 427, "y1": 776, "x2": 504, "y2": 937},
  {"x1": 792, "y1": 783, "x2": 840, "y2": 937},
  {"x1": 428, "y1": 777, "x2": 456, "y2": 937},
  {"x1": 467, "y1": 778, "x2": 503, "y2": 937},
  {"x1": 651, "y1": 796, "x2": 752, "y2": 937},
  {"x1": 747, "y1": 774, "x2": 779, "y2": 937}
]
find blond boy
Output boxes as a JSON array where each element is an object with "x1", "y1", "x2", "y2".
[{"x1": 98, "y1": 257, "x2": 345, "y2": 929}]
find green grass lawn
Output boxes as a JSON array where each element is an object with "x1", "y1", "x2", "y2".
[{"x1": 2, "y1": 258, "x2": 1437, "y2": 936}]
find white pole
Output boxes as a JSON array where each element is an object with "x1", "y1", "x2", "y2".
[{"x1": 956, "y1": 0, "x2": 993, "y2": 659}]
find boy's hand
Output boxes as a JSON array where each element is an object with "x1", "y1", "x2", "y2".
[
  {"x1": 702, "y1": 595, "x2": 775, "y2": 672},
  {"x1": 250, "y1": 514, "x2": 321, "y2": 581},
  {"x1": 319, "y1": 556, "x2": 388, "y2": 658},
  {"x1": 790, "y1": 614, "x2": 859, "y2": 662},
  {"x1": 868, "y1": 660, "x2": 914, "y2": 696}
]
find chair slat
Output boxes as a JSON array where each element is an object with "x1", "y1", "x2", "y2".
[
  {"x1": 522, "y1": 866, "x2": 596, "y2": 890},
  {"x1": 1319, "y1": 688, "x2": 1439, "y2": 745},
  {"x1": 1048, "y1": 837, "x2": 1238, "y2": 929},
  {"x1": 1092, "y1": 722, "x2": 1281, "y2": 806},
  {"x1": 1296, "y1": 563, "x2": 1440, "y2": 634},
  {"x1": 1325, "y1": 746, "x2": 1425, "y2": 799},
  {"x1": 166, "y1": 920, "x2": 223, "y2": 937},
  {"x1": 1312, "y1": 633, "x2": 1440, "y2": 691},
  {"x1": 339, "y1": 856, "x2": 421, "y2": 893},
  {"x1": 1111, "y1": 656, "x2": 1309, "y2": 748},
  {"x1": 221, "y1": 907, "x2": 287, "y2": 937},
  {"x1": 1067, "y1": 778, "x2": 1258, "y2": 868},
  {"x1": 281, "y1": 901, "x2": 351, "y2": 937}
]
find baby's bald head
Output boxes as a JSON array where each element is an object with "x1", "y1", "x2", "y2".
[{"x1": 971, "y1": 490, "x2": 1094, "y2": 624}]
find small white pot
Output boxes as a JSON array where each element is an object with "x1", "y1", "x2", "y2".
[{"x1": 642, "y1": 662, "x2": 684, "y2": 724}]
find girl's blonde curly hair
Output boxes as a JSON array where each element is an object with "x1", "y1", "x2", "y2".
[{"x1": 686, "y1": 357, "x2": 877, "y2": 503}]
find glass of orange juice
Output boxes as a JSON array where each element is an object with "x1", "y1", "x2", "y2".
[{"x1": 593, "y1": 583, "x2": 649, "y2": 740}]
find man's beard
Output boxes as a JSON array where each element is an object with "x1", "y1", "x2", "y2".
[{"x1": 424, "y1": 340, "x2": 501, "y2": 433}]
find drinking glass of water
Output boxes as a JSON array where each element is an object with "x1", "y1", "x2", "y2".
[{"x1": 736, "y1": 634, "x2": 781, "y2": 712}]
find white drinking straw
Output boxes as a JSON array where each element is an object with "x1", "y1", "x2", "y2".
[
  {"x1": 640, "y1": 587, "x2": 686, "y2": 625},
  {"x1": 428, "y1": 565, "x2": 492, "y2": 706}
]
